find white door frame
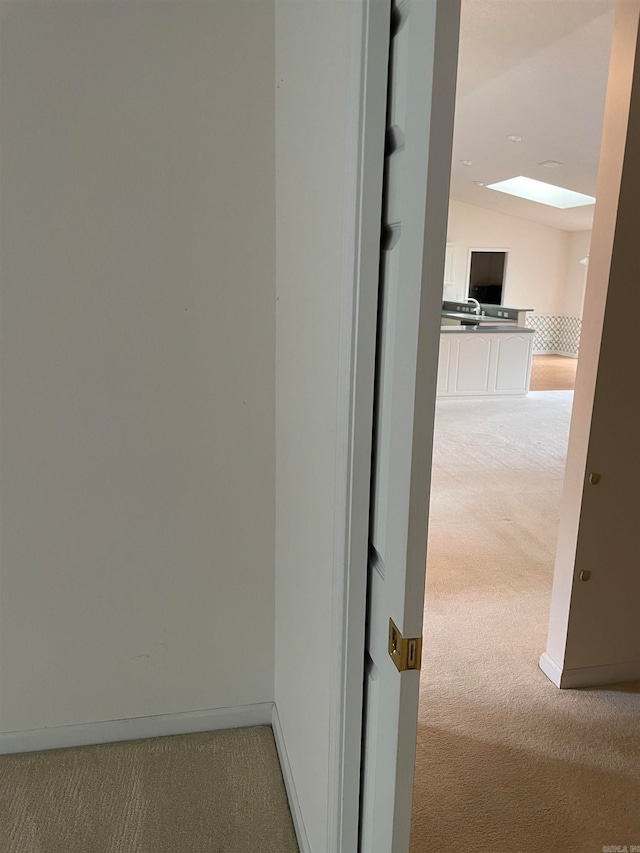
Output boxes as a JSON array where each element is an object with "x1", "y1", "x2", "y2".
[
  {"x1": 326, "y1": 3, "x2": 390, "y2": 851},
  {"x1": 327, "y1": 0, "x2": 459, "y2": 848}
]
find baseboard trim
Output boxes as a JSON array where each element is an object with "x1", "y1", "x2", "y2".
[
  {"x1": 532, "y1": 350, "x2": 579, "y2": 359},
  {"x1": 272, "y1": 704, "x2": 310, "y2": 853},
  {"x1": 0, "y1": 702, "x2": 274, "y2": 756},
  {"x1": 540, "y1": 653, "x2": 640, "y2": 688},
  {"x1": 539, "y1": 652, "x2": 563, "y2": 686}
]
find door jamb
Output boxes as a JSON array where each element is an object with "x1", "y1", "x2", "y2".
[
  {"x1": 327, "y1": 0, "x2": 460, "y2": 847},
  {"x1": 326, "y1": 2, "x2": 390, "y2": 851}
]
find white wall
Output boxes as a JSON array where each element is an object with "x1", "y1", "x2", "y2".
[
  {"x1": 445, "y1": 199, "x2": 572, "y2": 313},
  {"x1": 275, "y1": 2, "x2": 352, "y2": 850},
  {"x1": 563, "y1": 230, "x2": 591, "y2": 315},
  {"x1": 543, "y1": 0, "x2": 640, "y2": 687},
  {"x1": 0, "y1": 1, "x2": 275, "y2": 732}
]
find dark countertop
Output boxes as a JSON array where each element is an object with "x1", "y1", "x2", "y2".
[
  {"x1": 441, "y1": 311, "x2": 514, "y2": 323},
  {"x1": 442, "y1": 301, "x2": 534, "y2": 312},
  {"x1": 440, "y1": 324, "x2": 535, "y2": 334}
]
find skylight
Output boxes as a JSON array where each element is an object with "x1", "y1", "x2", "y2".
[{"x1": 485, "y1": 176, "x2": 596, "y2": 209}]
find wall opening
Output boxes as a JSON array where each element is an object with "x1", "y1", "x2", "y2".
[{"x1": 467, "y1": 249, "x2": 507, "y2": 305}]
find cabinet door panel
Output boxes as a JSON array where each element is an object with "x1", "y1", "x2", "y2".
[
  {"x1": 495, "y1": 335, "x2": 531, "y2": 392},
  {"x1": 456, "y1": 335, "x2": 491, "y2": 392},
  {"x1": 437, "y1": 337, "x2": 454, "y2": 392}
]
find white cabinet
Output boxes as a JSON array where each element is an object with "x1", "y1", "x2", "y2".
[
  {"x1": 456, "y1": 335, "x2": 492, "y2": 392},
  {"x1": 437, "y1": 330, "x2": 534, "y2": 397},
  {"x1": 494, "y1": 334, "x2": 532, "y2": 392}
]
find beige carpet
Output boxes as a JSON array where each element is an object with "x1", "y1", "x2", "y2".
[
  {"x1": 411, "y1": 391, "x2": 640, "y2": 853},
  {"x1": 0, "y1": 726, "x2": 298, "y2": 853}
]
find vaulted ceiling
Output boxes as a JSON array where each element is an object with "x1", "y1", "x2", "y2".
[{"x1": 450, "y1": 0, "x2": 616, "y2": 231}]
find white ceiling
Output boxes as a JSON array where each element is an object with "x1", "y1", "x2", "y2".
[{"x1": 450, "y1": 0, "x2": 616, "y2": 231}]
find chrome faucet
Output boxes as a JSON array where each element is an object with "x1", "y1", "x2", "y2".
[{"x1": 466, "y1": 297, "x2": 481, "y2": 315}]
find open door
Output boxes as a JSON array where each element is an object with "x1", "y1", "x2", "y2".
[{"x1": 359, "y1": 1, "x2": 460, "y2": 850}]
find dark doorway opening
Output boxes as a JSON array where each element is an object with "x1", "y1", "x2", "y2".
[{"x1": 468, "y1": 250, "x2": 507, "y2": 305}]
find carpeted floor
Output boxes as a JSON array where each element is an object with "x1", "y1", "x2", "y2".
[
  {"x1": 411, "y1": 391, "x2": 640, "y2": 853},
  {"x1": 0, "y1": 726, "x2": 298, "y2": 853},
  {"x1": 3, "y1": 393, "x2": 637, "y2": 853}
]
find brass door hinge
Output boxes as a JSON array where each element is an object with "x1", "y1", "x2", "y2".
[{"x1": 388, "y1": 619, "x2": 422, "y2": 672}]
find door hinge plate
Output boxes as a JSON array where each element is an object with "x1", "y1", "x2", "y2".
[{"x1": 388, "y1": 618, "x2": 422, "y2": 672}]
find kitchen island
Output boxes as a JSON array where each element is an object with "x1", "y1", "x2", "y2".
[{"x1": 437, "y1": 324, "x2": 535, "y2": 397}]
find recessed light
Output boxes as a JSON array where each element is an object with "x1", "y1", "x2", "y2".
[
  {"x1": 473, "y1": 181, "x2": 485, "y2": 186},
  {"x1": 507, "y1": 135, "x2": 524, "y2": 143},
  {"x1": 460, "y1": 160, "x2": 473, "y2": 166},
  {"x1": 486, "y1": 175, "x2": 595, "y2": 209},
  {"x1": 539, "y1": 160, "x2": 564, "y2": 169}
]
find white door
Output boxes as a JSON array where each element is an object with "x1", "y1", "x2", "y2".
[{"x1": 359, "y1": 1, "x2": 460, "y2": 851}]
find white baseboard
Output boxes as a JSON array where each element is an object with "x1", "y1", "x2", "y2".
[
  {"x1": 272, "y1": 704, "x2": 310, "y2": 853},
  {"x1": 540, "y1": 653, "x2": 640, "y2": 688},
  {"x1": 0, "y1": 702, "x2": 274, "y2": 756},
  {"x1": 539, "y1": 652, "x2": 563, "y2": 686},
  {"x1": 532, "y1": 350, "x2": 578, "y2": 358}
]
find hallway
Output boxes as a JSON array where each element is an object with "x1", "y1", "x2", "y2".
[{"x1": 411, "y1": 392, "x2": 640, "y2": 853}]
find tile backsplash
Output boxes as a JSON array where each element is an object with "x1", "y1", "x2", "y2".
[{"x1": 525, "y1": 314, "x2": 582, "y2": 357}]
